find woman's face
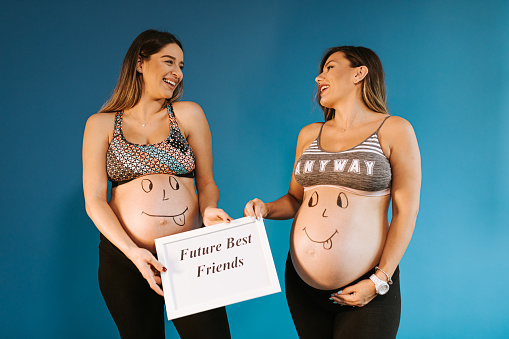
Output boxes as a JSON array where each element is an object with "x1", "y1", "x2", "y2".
[
  {"x1": 138, "y1": 43, "x2": 184, "y2": 100},
  {"x1": 315, "y1": 52, "x2": 358, "y2": 108}
]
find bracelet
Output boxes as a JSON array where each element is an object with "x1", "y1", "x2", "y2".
[{"x1": 375, "y1": 266, "x2": 393, "y2": 285}]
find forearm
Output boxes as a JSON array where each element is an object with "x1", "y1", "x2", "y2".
[
  {"x1": 85, "y1": 199, "x2": 139, "y2": 256},
  {"x1": 377, "y1": 211, "x2": 418, "y2": 279},
  {"x1": 265, "y1": 193, "x2": 302, "y2": 220},
  {"x1": 197, "y1": 181, "x2": 220, "y2": 216}
]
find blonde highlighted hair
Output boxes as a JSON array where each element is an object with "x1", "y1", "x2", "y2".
[
  {"x1": 100, "y1": 30, "x2": 183, "y2": 113},
  {"x1": 316, "y1": 46, "x2": 389, "y2": 121}
]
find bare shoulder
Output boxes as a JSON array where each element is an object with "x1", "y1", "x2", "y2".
[
  {"x1": 172, "y1": 101, "x2": 208, "y2": 138},
  {"x1": 380, "y1": 116, "x2": 417, "y2": 141},
  {"x1": 383, "y1": 115, "x2": 415, "y2": 132},
  {"x1": 379, "y1": 116, "x2": 419, "y2": 158},
  {"x1": 295, "y1": 122, "x2": 323, "y2": 154},
  {"x1": 297, "y1": 122, "x2": 323, "y2": 144},
  {"x1": 83, "y1": 112, "x2": 116, "y2": 149},
  {"x1": 172, "y1": 101, "x2": 205, "y2": 120},
  {"x1": 85, "y1": 112, "x2": 116, "y2": 133}
]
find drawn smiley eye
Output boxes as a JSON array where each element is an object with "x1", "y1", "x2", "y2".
[
  {"x1": 337, "y1": 192, "x2": 348, "y2": 208},
  {"x1": 308, "y1": 191, "x2": 319, "y2": 207},
  {"x1": 141, "y1": 179, "x2": 153, "y2": 193},
  {"x1": 169, "y1": 176, "x2": 179, "y2": 190}
]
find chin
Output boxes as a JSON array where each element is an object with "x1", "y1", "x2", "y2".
[{"x1": 319, "y1": 99, "x2": 333, "y2": 109}]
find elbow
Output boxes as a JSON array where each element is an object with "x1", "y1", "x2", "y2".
[
  {"x1": 392, "y1": 204, "x2": 420, "y2": 226},
  {"x1": 84, "y1": 197, "x2": 102, "y2": 220},
  {"x1": 84, "y1": 200, "x2": 94, "y2": 219}
]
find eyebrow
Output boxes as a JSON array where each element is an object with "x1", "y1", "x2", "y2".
[
  {"x1": 161, "y1": 55, "x2": 184, "y2": 67},
  {"x1": 324, "y1": 60, "x2": 337, "y2": 68}
]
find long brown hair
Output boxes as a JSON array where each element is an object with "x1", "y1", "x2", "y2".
[
  {"x1": 316, "y1": 46, "x2": 389, "y2": 121},
  {"x1": 100, "y1": 30, "x2": 183, "y2": 113}
]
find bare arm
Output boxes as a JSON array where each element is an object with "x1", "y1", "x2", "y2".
[
  {"x1": 376, "y1": 116, "x2": 421, "y2": 279},
  {"x1": 82, "y1": 113, "x2": 166, "y2": 295},
  {"x1": 244, "y1": 123, "x2": 322, "y2": 220},
  {"x1": 175, "y1": 101, "x2": 232, "y2": 226},
  {"x1": 332, "y1": 116, "x2": 421, "y2": 307}
]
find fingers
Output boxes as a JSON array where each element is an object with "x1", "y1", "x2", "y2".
[
  {"x1": 330, "y1": 291, "x2": 359, "y2": 307},
  {"x1": 146, "y1": 258, "x2": 166, "y2": 295},
  {"x1": 139, "y1": 263, "x2": 165, "y2": 296},
  {"x1": 244, "y1": 201, "x2": 255, "y2": 217},
  {"x1": 149, "y1": 256, "x2": 167, "y2": 274},
  {"x1": 330, "y1": 289, "x2": 347, "y2": 304},
  {"x1": 203, "y1": 208, "x2": 233, "y2": 226},
  {"x1": 154, "y1": 275, "x2": 162, "y2": 285},
  {"x1": 329, "y1": 280, "x2": 377, "y2": 307},
  {"x1": 244, "y1": 198, "x2": 265, "y2": 219},
  {"x1": 217, "y1": 209, "x2": 232, "y2": 223},
  {"x1": 146, "y1": 273, "x2": 164, "y2": 296},
  {"x1": 331, "y1": 290, "x2": 353, "y2": 302},
  {"x1": 130, "y1": 248, "x2": 166, "y2": 296}
]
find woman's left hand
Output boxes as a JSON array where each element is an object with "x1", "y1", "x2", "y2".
[
  {"x1": 202, "y1": 207, "x2": 232, "y2": 226},
  {"x1": 330, "y1": 279, "x2": 377, "y2": 307}
]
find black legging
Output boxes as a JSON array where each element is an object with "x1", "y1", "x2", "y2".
[
  {"x1": 98, "y1": 234, "x2": 231, "y2": 339},
  {"x1": 285, "y1": 253, "x2": 401, "y2": 339}
]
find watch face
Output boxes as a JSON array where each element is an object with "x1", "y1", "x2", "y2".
[{"x1": 379, "y1": 283, "x2": 389, "y2": 295}]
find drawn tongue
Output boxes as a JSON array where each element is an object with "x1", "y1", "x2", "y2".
[
  {"x1": 323, "y1": 239, "x2": 333, "y2": 250},
  {"x1": 173, "y1": 213, "x2": 185, "y2": 226}
]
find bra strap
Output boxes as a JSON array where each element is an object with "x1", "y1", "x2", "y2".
[
  {"x1": 317, "y1": 122, "x2": 326, "y2": 140},
  {"x1": 375, "y1": 115, "x2": 391, "y2": 135},
  {"x1": 113, "y1": 111, "x2": 123, "y2": 136},
  {"x1": 166, "y1": 101, "x2": 183, "y2": 137},
  {"x1": 166, "y1": 101, "x2": 174, "y2": 117}
]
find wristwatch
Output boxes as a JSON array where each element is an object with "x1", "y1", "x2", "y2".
[{"x1": 370, "y1": 274, "x2": 390, "y2": 295}]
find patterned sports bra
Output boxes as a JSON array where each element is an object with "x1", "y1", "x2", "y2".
[{"x1": 106, "y1": 103, "x2": 196, "y2": 186}]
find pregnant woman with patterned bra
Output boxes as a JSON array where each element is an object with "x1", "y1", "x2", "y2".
[
  {"x1": 245, "y1": 46, "x2": 421, "y2": 338},
  {"x1": 83, "y1": 30, "x2": 231, "y2": 338}
]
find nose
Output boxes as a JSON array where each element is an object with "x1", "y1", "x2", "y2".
[
  {"x1": 162, "y1": 189, "x2": 169, "y2": 201},
  {"x1": 322, "y1": 208, "x2": 328, "y2": 217},
  {"x1": 315, "y1": 73, "x2": 324, "y2": 84},
  {"x1": 172, "y1": 68, "x2": 183, "y2": 81}
]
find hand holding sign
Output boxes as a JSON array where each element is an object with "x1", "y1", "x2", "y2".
[{"x1": 155, "y1": 217, "x2": 280, "y2": 320}]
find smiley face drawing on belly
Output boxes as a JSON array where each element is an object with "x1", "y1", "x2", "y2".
[
  {"x1": 302, "y1": 190, "x2": 348, "y2": 250},
  {"x1": 140, "y1": 176, "x2": 188, "y2": 226}
]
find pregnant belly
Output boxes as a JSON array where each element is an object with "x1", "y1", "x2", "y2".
[
  {"x1": 109, "y1": 174, "x2": 202, "y2": 253},
  {"x1": 290, "y1": 186, "x2": 389, "y2": 289}
]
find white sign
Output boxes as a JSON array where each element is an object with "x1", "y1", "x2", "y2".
[{"x1": 155, "y1": 217, "x2": 281, "y2": 320}]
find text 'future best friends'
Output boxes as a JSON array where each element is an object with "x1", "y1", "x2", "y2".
[{"x1": 179, "y1": 234, "x2": 253, "y2": 277}]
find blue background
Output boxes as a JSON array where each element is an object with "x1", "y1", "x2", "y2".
[{"x1": 1, "y1": 0, "x2": 508, "y2": 338}]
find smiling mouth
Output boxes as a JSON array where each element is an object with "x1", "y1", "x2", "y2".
[
  {"x1": 320, "y1": 85, "x2": 329, "y2": 94},
  {"x1": 163, "y1": 78, "x2": 177, "y2": 86},
  {"x1": 303, "y1": 227, "x2": 339, "y2": 250},
  {"x1": 142, "y1": 206, "x2": 188, "y2": 226}
]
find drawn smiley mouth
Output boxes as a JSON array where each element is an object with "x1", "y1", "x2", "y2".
[
  {"x1": 303, "y1": 227, "x2": 339, "y2": 250},
  {"x1": 142, "y1": 206, "x2": 188, "y2": 226}
]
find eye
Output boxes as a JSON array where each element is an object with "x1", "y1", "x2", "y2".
[
  {"x1": 169, "y1": 176, "x2": 179, "y2": 190},
  {"x1": 165, "y1": 59, "x2": 174, "y2": 65},
  {"x1": 337, "y1": 192, "x2": 348, "y2": 208},
  {"x1": 141, "y1": 179, "x2": 153, "y2": 193},
  {"x1": 308, "y1": 191, "x2": 319, "y2": 207},
  {"x1": 327, "y1": 65, "x2": 334, "y2": 71}
]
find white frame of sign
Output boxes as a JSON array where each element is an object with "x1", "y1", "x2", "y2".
[{"x1": 155, "y1": 217, "x2": 280, "y2": 320}]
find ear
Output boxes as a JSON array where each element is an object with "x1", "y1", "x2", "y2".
[
  {"x1": 353, "y1": 66, "x2": 368, "y2": 84},
  {"x1": 136, "y1": 56, "x2": 143, "y2": 73}
]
